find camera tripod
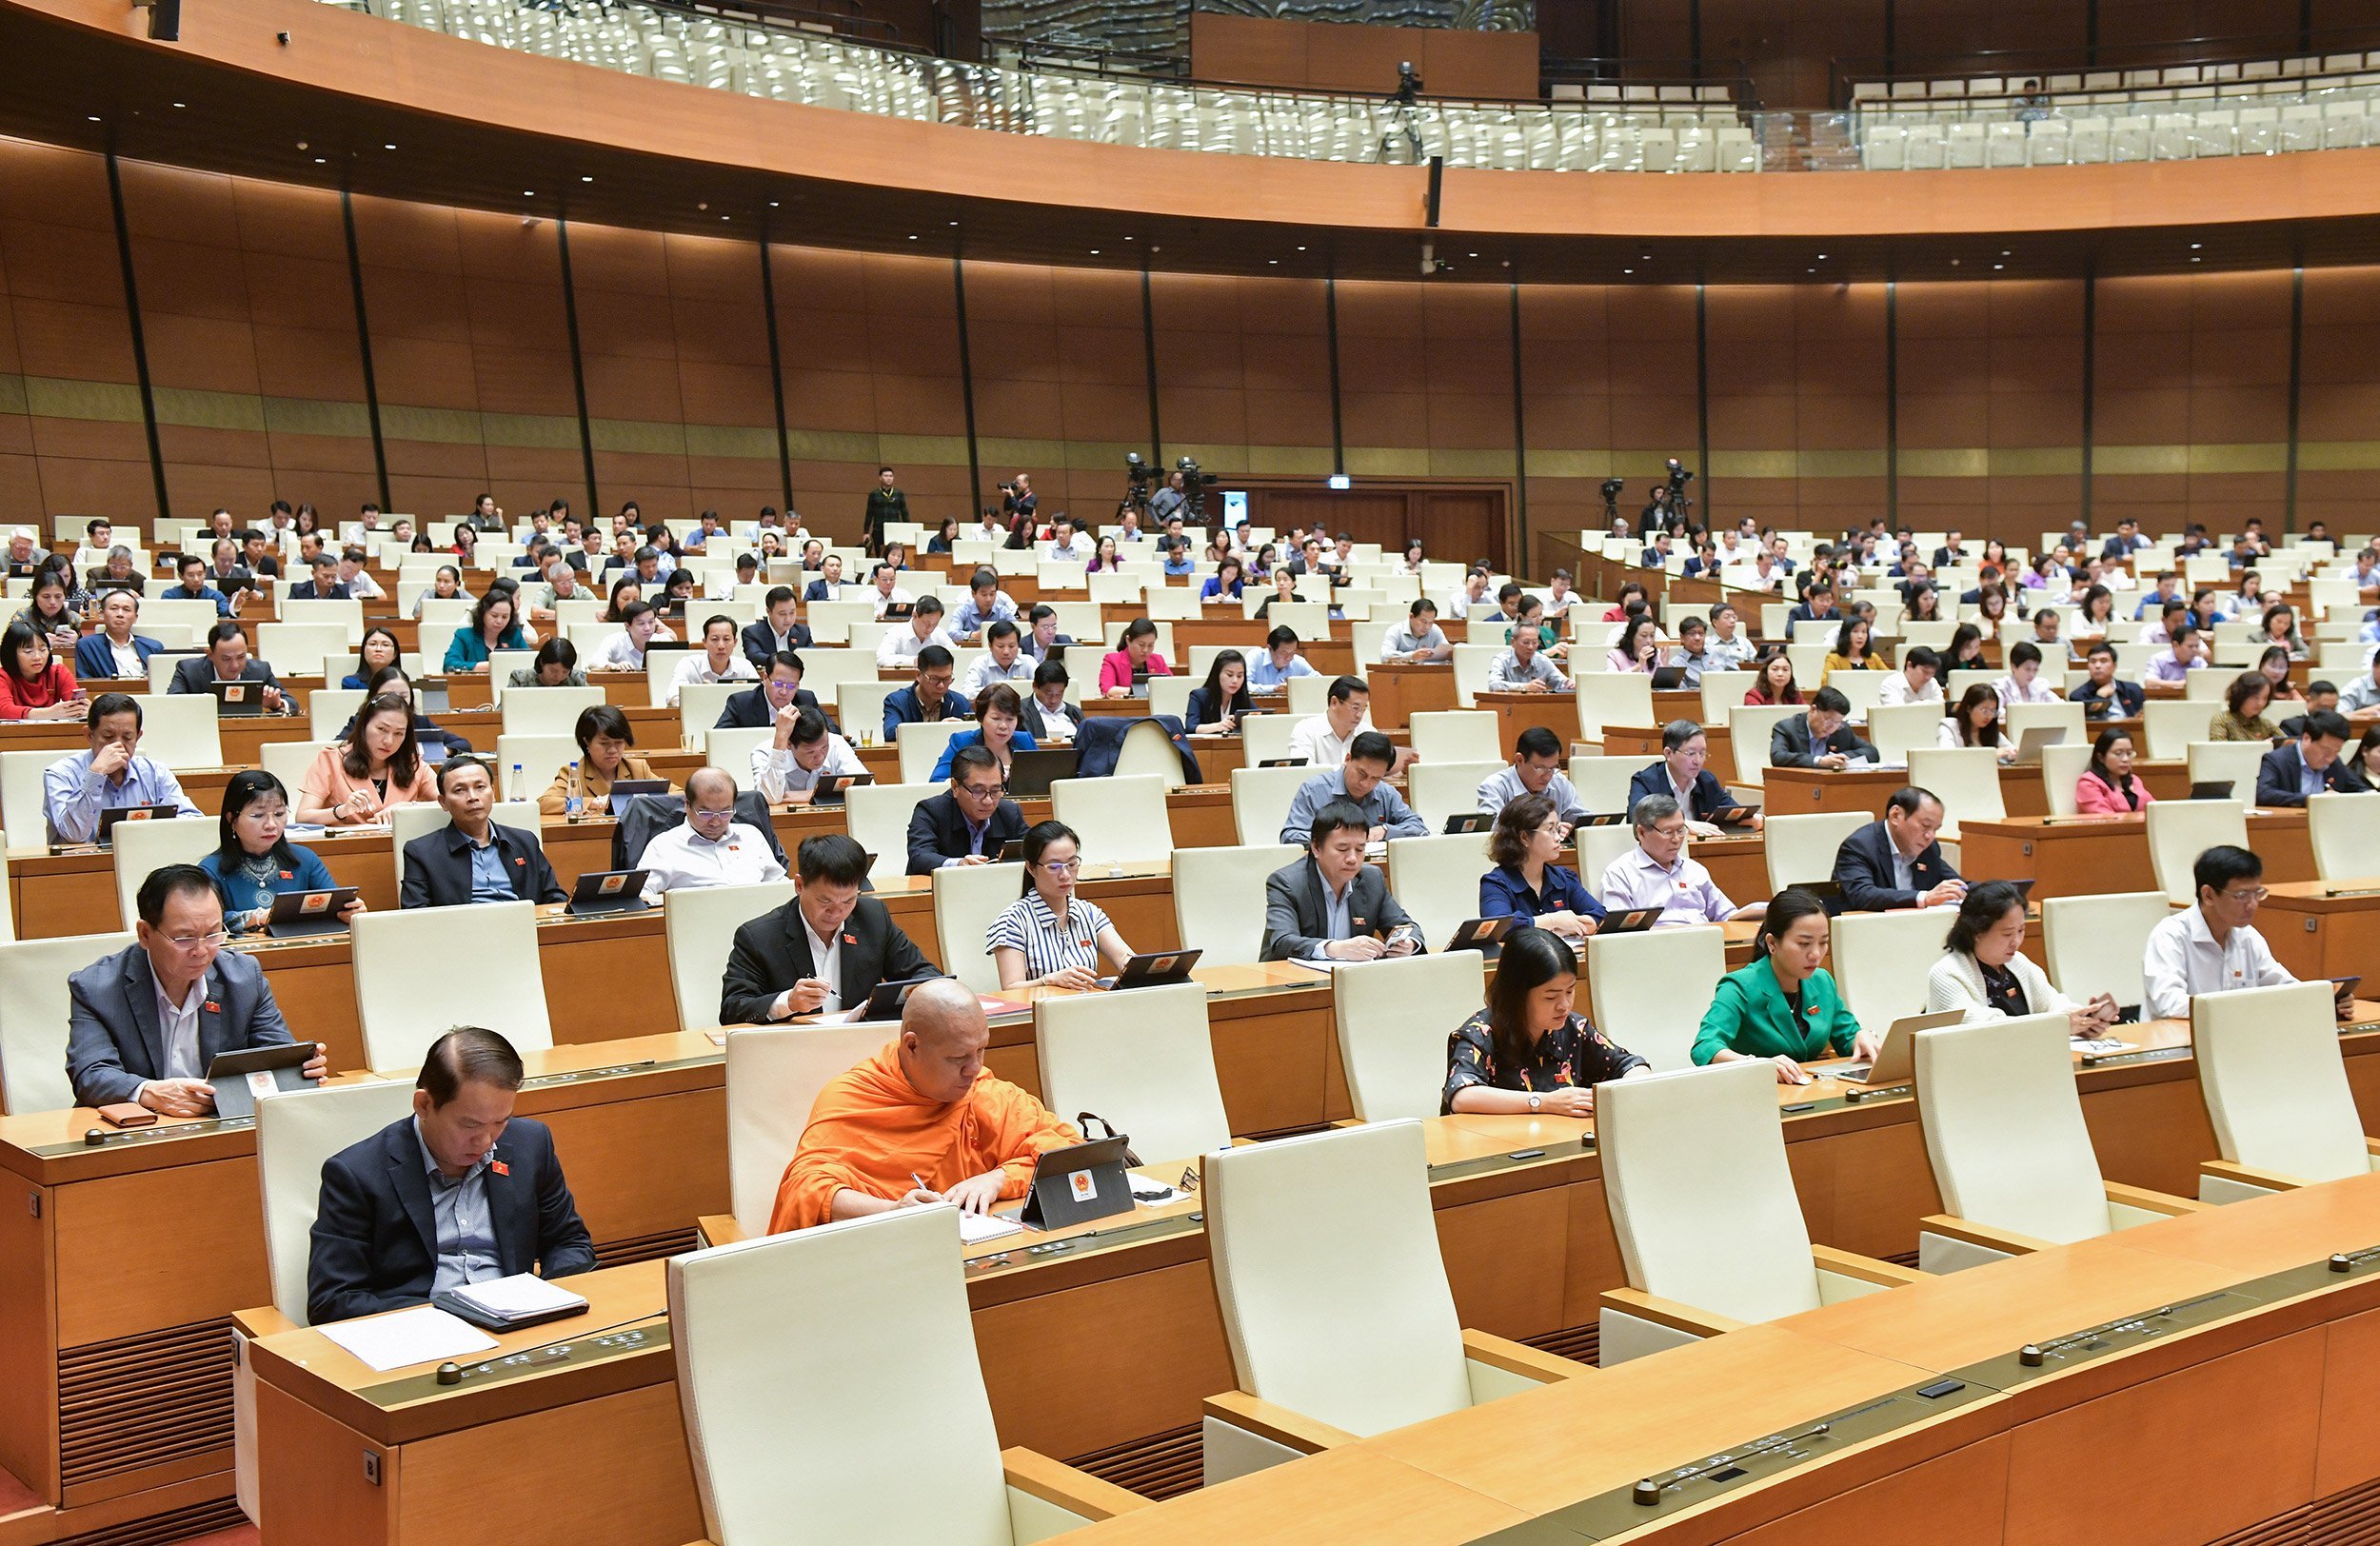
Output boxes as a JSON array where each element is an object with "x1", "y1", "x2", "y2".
[{"x1": 1376, "y1": 93, "x2": 1424, "y2": 164}]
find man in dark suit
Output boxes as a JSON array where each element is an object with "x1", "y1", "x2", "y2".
[
  {"x1": 399, "y1": 756, "x2": 566, "y2": 908},
  {"x1": 720, "y1": 833, "x2": 938, "y2": 1022},
  {"x1": 905, "y1": 744, "x2": 1026, "y2": 874},
  {"x1": 73, "y1": 589, "x2": 167, "y2": 682},
  {"x1": 739, "y1": 586, "x2": 813, "y2": 670},
  {"x1": 1769, "y1": 686, "x2": 1878, "y2": 771},
  {"x1": 67, "y1": 864, "x2": 324, "y2": 1112},
  {"x1": 306, "y1": 1026, "x2": 596, "y2": 1325},
  {"x1": 714, "y1": 652, "x2": 831, "y2": 732},
  {"x1": 1832, "y1": 787, "x2": 1967, "y2": 913},
  {"x1": 1625, "y1": 720, "x2": 1747, "y2": 830},
  {"x1": 1020, "y1": 659, "x2": 1081, "y2": 743},
  {"x1": 2254, "y1": 710, "x2": 2354, "y2": 807},
  {"x1": 2067, "y1": 642, "x2": 2146, "y2": 722},
  {"x1": 803, "y1": 554, "x2": 845, "y2": 604},
  {"x1": 167, "y1": 622, "x2": 296, "y2": 713},
  {"x1": 883, "y1": 644, "x2": 964, "y2": 742},
  {"x1": 863, "y1": 466, "x2": 909, "y2": 554},
  {"x1": 1260, "y1": 798, "x2": 1424, "y2": 961},
  {"x1": 1932, "y1": 530, "x2": 1968, "y2": 568},
  {"x1": 284, "y1": 553, "x2": 350, "y2": 601}
]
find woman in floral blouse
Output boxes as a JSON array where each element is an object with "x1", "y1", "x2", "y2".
[{"x1": 1440, "y1": 927, "x2": 1650, "y2": 1117}]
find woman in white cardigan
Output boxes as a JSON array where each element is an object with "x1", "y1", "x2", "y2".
[{"x1": 1924, "y1": 880, "x2": 2121, "y2": 1035}]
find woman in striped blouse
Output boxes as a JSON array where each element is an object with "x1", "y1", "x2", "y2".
[{"x1": 986, "y1": 821, "x2": 1139, "y2": 990}]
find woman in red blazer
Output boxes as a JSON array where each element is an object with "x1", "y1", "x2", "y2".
[{"x1": 0, "y1": 618, "x2": 84, "y2": 721}]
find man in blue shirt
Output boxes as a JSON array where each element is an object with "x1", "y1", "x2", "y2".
[
  {"x1": 159, "y1": 554, "x2": 237, "y2": 617},
  {"x1": 1248, "y1": 627, "x2": 1319, "y2": 689},
  {"x1": 1278, "y1": 732, "x2": 1427, "y2": 846},
  {"x1": 42, "y1": 693, "x2": 202, "y2": 843},
  {"x1": 1160, "y1": 538, "x2": 1197, "y2": 579}
]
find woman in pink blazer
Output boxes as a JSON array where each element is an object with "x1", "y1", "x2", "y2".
[{"x1": 2073, "y1": 726, "x2": 2157, "y2": 816}]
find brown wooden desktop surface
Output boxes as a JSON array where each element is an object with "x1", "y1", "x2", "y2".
[{"x1": 1958, "y1": 809, "x2": 2315, "y2": 899}]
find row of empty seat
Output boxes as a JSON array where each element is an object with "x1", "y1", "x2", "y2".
[
  {"x1": 1852, "y1": 50, "x2": 2380, "y2": 107},
  {"x1": 1859, "y1": 95, "x2": 2380, "y2": 167}
]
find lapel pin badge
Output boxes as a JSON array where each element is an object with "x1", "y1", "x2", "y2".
[{"x1": 491, "y1": 1160, "x2": 510, "y2": 1177}]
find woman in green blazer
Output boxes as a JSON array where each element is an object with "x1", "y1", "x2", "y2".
[{"x1": 1692, "y1": 888, "x2": 1880, "y2": 1083}]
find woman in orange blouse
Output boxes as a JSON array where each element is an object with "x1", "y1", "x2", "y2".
[{"x1": 297, "y1": 692, "x2": 436, "y2": 824}]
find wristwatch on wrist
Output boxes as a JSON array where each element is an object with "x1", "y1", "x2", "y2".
[{"x1": 1526, "y1": 1092, "x2": 1542, "y2": 1113}]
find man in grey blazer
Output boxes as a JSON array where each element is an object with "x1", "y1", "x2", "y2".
[
  {"x1": 66, "y1": 863, "x2": 324, "y2": 1113},
  {"x1": 1260, "y1": 799, "x2": 1425, "y2": 962}
]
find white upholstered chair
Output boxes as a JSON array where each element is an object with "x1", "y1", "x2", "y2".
[
  {"x1": 668, "y1": 1208, "x2": 1147, "y2": 1543},
  {"x1": 1199, "y1": 1121, "x2": 1587, "y2": 1483},
  {"x1": 1332, "y1": 952, "x2": 1484, "y2": 1122},
  {"x1": 932, "y1": 862, "x2": 1027, "y2": 993},
  {"x1": 0, "y1": 930, "x2": 134, "y2": 1115},
  {"x1": 1585, "y1": 924, "x2": 1726, "y2": 1072},
  {"x1": 2311, "y1": 791, "x2": 2380, "y2": 882},
  {"x1": 349, "y1": 901, "x2": 552, "y2": 1071},
  {"x1": 1405, "y1": 760, "x2": 1505, "y2": 834},
  {"x1": 1383, "y1": 831, "x2": 1490, "y2": 951},
  {"x1": 666, "y1": 880, "x2": 798, "y2": 1034},
  {"x1": 1406, "y1": 710, "x2": 1499, "y2": 763},
  {"x1": 1761, "y1": 810, "x2": 1865, "y2": 895},
  {"x1": 1230, "y1": 763, "x2": 1314, "y2": 846},
  {"x1": 108, "y1": 812, "x2": 216, "y2": 928},
  {"x1": 1829, "y1": 906, "x2": 1954, "y2": 1031},
  {"x1": 1036, "y1": 981, "x2": 1231, "y2": 1160},
  {"x1": 703, "y1": 1019, "x2": 893, "y2": 1242},
  {"x1": 1174, "y1": 843, "x2": 1299, "y2": 966},
  {"x1": 2040, "y1": 891, "x2": 2172, "y2": 1012},
  {"x1": 2192, "y1": 981, "x2": 2379, "y2": 1202},
  {"x1": 844, "y1": 782, "x2": 939, "y2": 884},
  {"x1": 1051, "y1": 774, "x2": 1170, "y2": 866},
  {"x1": 1914, "y1": 1013, "x2": 2202, "y2": 1273},
  {"x1": 1597, "y1": 1061, "x2": 1923, "y2": 1364},
  {"x1": 2145, "y1": 798, "x2": 2247, "y2": 905}
]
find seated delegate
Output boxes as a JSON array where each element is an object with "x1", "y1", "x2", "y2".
[
  {"x1": 1260, "y1": 798, "x2": 1425, "y2": 961},
  {"x1": 1768, "y1": 686, "x2": 1877, "y2": 770},
  {"x1": 1441, "y1": 926, "x2": 1650, "y2": 1117},
  {"x1": 927, "y1": 682, "x2": 1039, "y2": 783},
  {"x1": 1278, "y1": 730, "x2": 1427, "y2": 846},
  {"x1": 2141, "y1": 843, "x2": 2302, "y2": 1021},
  {"x1": 769, "y1": 981, "x2": 1080, "y2": 1229},
  {"x1": 987, "y1": 820, "x2": 1137, "y2": 991},
  {"x1": 201, "y1": 769, "x2": 367, "y2": 934},
  {"x1": 906, "y1": 743, "x2": 1028, "y2": 873},
  {"x1": 66, "y1": 863, "x2": 326, "y2": 1113},
  {"x1": 537, "y1": 704, "x2": 664, "y2": 816},
  {"x1": 2254, "y1": 710, "x2": 2354, "y2": 807},
  {"x1": 168, "y1": 622, "x2": 295, "y2": 713},
  {"x1": 1831, "y1": 786, "x2": 1966, "y2": 912},
  {"x1": 298, "y1": 692, "x2": 437, "y2": 825},
  {"x1": 638, "y1": 768, "x2": 787, "y2": 901},
  {"x1": 306, "y1": 1026, "x2": 596, "y2": 1324},
  {"x1": 2074, "y1": 727, "x2": 2156, "y2": 815},
  {"x1": 399, "y1": 756, "x2": 567, "y2": 908},
  {"x1": 42, "y1": 692, "x2": 201, "y2": 843},
  {"x1": 1691, "y1": 888, "x2": 1880, "y2": 1084},
  {"x1": 754, "y1": 704, "x2": 866, "y2": 804},
  {"x1": 1624, "y1": 720, "x2": 1750, "y2": 833},
  {"x1": 1477, "y1": 726, "x2": 1592, "y2": 827},
  {"x1": 720, "y1": 833, "x2": 939, "y2": 1023},
  {"x1": 1925, "y1": 879, "x2": 2117, "y2": 1031},
  {"x1": 1478, "y1": 790, "x2": 1605, "y2": 941},
  {"x1": 883, "y1": 645, "x2": 966, "y2": 740},
  {"x1": 1599, "y1": 793, "x2": 1761, "y2": 927}
]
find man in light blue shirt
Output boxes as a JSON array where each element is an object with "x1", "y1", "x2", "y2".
[
  {"x1": 947, "y1": 568, "x2": 1017, "y2": 638},
  {"x1": 1249, "y1": 627, "x2": 1319, "y2": 689},
  {"x1": 418, "y1": 1115, "x2": 501, "y2": 1292},
  {"x1": 1277, "y1": 733, "x2": 1427, "y2": 845},
  {"x1": 43, "y1": 693, "x2": 201, "y2": 843},
  {"x1": 1160, "y1": 538, "x2": 1197, "y2": 578}
]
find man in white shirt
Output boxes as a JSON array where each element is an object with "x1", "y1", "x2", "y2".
[
  {"x1": 1487, "y1": 625, "x2": 1571, "y2": 692},
  {"x1": 666, "y1": 614, "x2": 759, "y2": 706},
  {"x1": 639, "y1": 769, "x2": 787, "y2": 901},
  {"x1": 1043, "y1": 518, "x2": 1089, "y2": 564},
  {"x1": 336, "y1": 547, "x2": 386, "y2": 601},
  {"x1": 753, "y1": 704, "x2": 867, "y2": 803},
  {"x1": 1598, "y1": 795, "x2": 1762, "y2": 926},
  {"x1": 1445, "y1": 568, "x2": 1492, "y2": 623},
  {"x1": 2142, "y1": 843, "x2": 2305, "y2": 1021},
  {"x1": 1288, "y1": 676, "x2": 1414, "y2": 773},
  {"x1": 1475, "y1": 726, "x2": 1590, "y2": 827},
  {"x1": 960, "y1": 619, "x2": 1035, "y2": 697},
  {"x1": 590, "y1": 602, "x2": 668, "y2": 672},
  {"x1": 1703, "y1": 603, "x2": 1758, "y2": 673},
  {"x1": 868, "y1": 563, "x2": 914, "y2": 621},
  {"x1": 1875, "y1": 644, "x2": 1943, "y2": 708},
  {"x1": 2338, "y1": 647, "x2": 2380, "y2": 715},
  {"x1": 875, "y1": 594, "x2": 958, "y2": 666}
]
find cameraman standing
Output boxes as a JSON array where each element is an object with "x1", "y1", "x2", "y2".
[
  {"x1": 1000, "y1": 472, "x2": 1039, "y2": 549},
  {"x1": 1639, "y1": 485, "x2": 1679, "y2": 538},
  {"x1": 1147, "y1": 469, "x2": 1188, "y2": 525}
]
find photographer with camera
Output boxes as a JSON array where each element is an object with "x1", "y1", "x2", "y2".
[
  {"x1": 1148, "y1": 468, "x2": 1188, "y2": 525},
  {"x1": 999, "y1": 472, "x2": 1038, "y2": 549}
]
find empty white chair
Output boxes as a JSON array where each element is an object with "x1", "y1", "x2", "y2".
[
  {"x1": 2191, "y1": 109, "x2": 2238, "y2": 155},
  {"x1": 1406, "y1": 710, "x2": 1499, "y2": 763},
  {"x1": 2146, "y1": 798, "x2": 2247, "y2": 905},
  {"x1": 2070, "y1": 116, "x2": 2110, "y2": 161},
  {"x1": 1240, "y1": 709, "x2": 1300, "y2": 765},
  {"x1": 1862, "y1": 122, "x2": 1907, "y2": 168},
  {"x1": 1586, "y1": 924, "x2": 1726, "y2": 1072},
  {"x1": 1763, "y1": 810, "x2": 1865, "y2": 894},
  {"x1": 1984, "y1": 120, "x2": 2026, "y2": 165},
  {"x1": 2039, "y1": 741, "x2": 2092, "y2": 817},
  {"x1": 1405, "y1": 760, "x2": 1505, "y2": 834},
  {"x1": 1231, "y1": 764, "x2": 1313, "y2": 846},
  {"x1": 127, "y1": 693, "x2": 223, "y2": 770},
  {"x1": 349, "y1": 901, "x2": 551, "y2": 1071},
  {"x1": 2151, "y1": 111, "x2": 2192, "y2": 158},
  {"x1": 1384, "y1": 831, "x2": 1488, "y2": 951},
  {"x1": 1574, "y1": 673, "x2": 1653, "y2": 743},
  {"x1": 932, "y1": 861, "x2": 1026, "y2": 994},
  {"x1": 2040, "y1": 891, "x2": 2171, "y2": 1013},
  {"x1": 2026, "y1": 118, "x2": 2072, "y2": 164},
  {"x1": 2324, "y1": 98, "x2": 2369, "y2": 148},
  {"x1": 1866, "y1": 700, "x2": 1945, "y2": 762},
  {"x1": 1037, "y1": 981, "x2": 1230, "y2": 1160},
  {"x1": 1050, "y1": 773, "x2": 1168, "y2": 866},
  {"x1": 668, "y1": 1209, "x2": 1145, "y2": 1544},
  {"x1": 844, "y1": 782, "x2": 938, "y2": 884},
  {"x1": 1598, "y1": 1061, "x2": 1922, "y2": 1363},
  {"x1": 1332, "y1": 952, "x2": 1484, "y2": 1122},
  {"x1": 666, "y1": 880, "x2": 797, "y2": 1034},
  {"x1": 896, "y1": 719, "x2": 973, "y2": 784},
  {"x1": 2110, "y1": 116, "x2": 2152, "y2": 160},
  {"x1": 107, "y1": 811, "x2": 216, "y2": 928},
  {"x1": 1831, "y1": 906, "x2": 1953, "y2": 1031},
  {"x1": 500, "y1": 684, "x2": 605, "y2": 735},
  {"x1": 1905, "y1": 746, "x2": 2005, "y2": 840},
  {"x1": 1915, "y1": 1014, "x2": 2201, "y2": 1273},
  {"x1": 2237, "y1": 105, "x2": 2278, "y2": 153},
  {"x1": 1174, "y1": 843, "x2": 1298, "y2": 966},
  {"x1": 2192, "y1": 981, "x2": 2378, "y2": 1201},
  {"x1": 2140, "y1": 697, "x2": 2209, "y2": 762},
  {"x1": 0, "y1": 930, "x2": 133, "y2": 1114},
  {"x1": 1199, "y1": 1121, "x2": 1584, "y2": 1483},
  {"x1": 1903, "y1": 122, "x2": 1947, "y2": 167},
  {"x1": 2310, "y1": 791, "x2": 2380, "y2": 881},
  {"x1": 716, "y1": 1018, "x2": 901, "y2": 1239},
  {"x1": 1945, "y1": 121, "x2": 1987, "y2": 167}
]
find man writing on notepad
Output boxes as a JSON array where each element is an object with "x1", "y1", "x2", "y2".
[
  {"x1": 719, "y1": 833, "x2": 939, "y2": 1024},
  {"x1": 770, "y1": 979, "x2": 1079, "y2": 1229},
  {"x1": 307, "y1": 1026, "x2": 595, "y2": 1324}
]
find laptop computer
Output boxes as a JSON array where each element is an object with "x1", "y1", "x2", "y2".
[
  {"x1": 1834, "y1": 1009, "x2": 1965, "y2": 1085},
  {"x1": 264, "y1": 887, "x2": 359, "y2": 940},
  {"x1": 2008, "y1": 724, "x2": 2068, "y2": 765},
  {"x1": 564, "y1": 869, "x2": 650, "y2": 917},
  {"x1": 206, "y1": 1042, "x2": 318, "y2": 1120},
  {"x1": 1098, "y1": 948, "x2": 1202, "y2": 991},
  {"x1": 809, "y1": 772, "x2": 872, "y2": 806},
  {"x1": 208, "y1": 679, "x2": 268, "y2": 717},
  {"x1": 1004, "y1": 746, "x2": 1082, "y2": 800},
  {"x1": 2190, "y1": 781, "x2": 2236, "y2": 801},
  {"x1": 605, "y1": 779, "x2": 673, "y2": 818},
  {"x1": 90, "y1": 804, "x2": 184, "y2": 846}
]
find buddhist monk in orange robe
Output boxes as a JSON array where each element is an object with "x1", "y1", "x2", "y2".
[{"x1": 772, "y1": 979, "x2": 1081, "y2": 1231}]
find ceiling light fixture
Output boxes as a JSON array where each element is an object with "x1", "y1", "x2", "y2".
[
  {"x1": 581, "y1": 174, "x2": 593, "y2": 182},
  {"x1": 313, "y1": 157, "x2": 327, "y2": 164},
  {"x1": 523, "y1": 190, "x2": 534, "y2": 197},
  {"x1": 172, "y1": 101, "x2": 186, "y2": 108},
  {"x1": 383, "y1": 143, "x2": 396, "y2": 150}
]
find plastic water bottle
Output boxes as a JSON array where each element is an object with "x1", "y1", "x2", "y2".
[
  {"x1": 509, "y1": 762, "x2": 524, "y2": 803},
  {"x1": 564, "y1": 761, "x2": 583, "y2": 819}
]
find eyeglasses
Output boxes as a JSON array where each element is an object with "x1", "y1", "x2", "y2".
[
  {"x1": 165, "y1": 930, "x2": 229, "y2": 951},
  {"x1": 1038, "y1": 857, "x2": 1082, "y2": 872},
  {"x1": 2219, "y1": 887, "x2": 2270, "y2": 905},
  {"x1": 957, "y1": 783, "x2": 1002, "y2": 800}
]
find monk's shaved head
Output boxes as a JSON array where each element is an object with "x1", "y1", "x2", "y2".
[{"x1": 898, "y1": 980, "x2": 989, "y2": 1102}]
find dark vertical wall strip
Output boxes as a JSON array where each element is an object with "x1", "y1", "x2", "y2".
[
  {"x1": 1884, "y1": 280, "x2": 1898, "y2": 524},
  {"x1": 339, "y1": 188, "x2": 392, "y2": 513},
  {"x1": 756, "y1": 238, "x2": 795, "y2": 511},
  {"x1": 1325, "y1": 276, "x2": 1345, "y2": 474},
  {"x1": 104, "y1": 151, "x2": 169, "y2": 526},
  {"x1": 2079, "y1": 266, "x2": 2096, "y2": 526},
  {"x1": 1688, "y1": 0, "x2": 1701, "y2": 76},
  {"x1": 1140, "y1": 266, "x2": 1162, "y2": 464},
  {"x1": 952, "y1": 256, "x2": 981, "y2": 510},
  {"x1": 2086, "y1": 0, "x2": 2100, "y2": 69},
  {"x1": 1882, "y1": 0, "x2": 1894, "y2": 79},
  {"x1": 2286, "y1": 265, "x2": 2305, "y2": 530},
  {"x1": 1694, "y1": 283, "x2": 1711, "y2": 524},
  {"x1": 1508, "y1": 282, "x2": 1528, "y2": 556},
  {"x1": 553, "y1": 221, "x2": 600, "y2": 515}
]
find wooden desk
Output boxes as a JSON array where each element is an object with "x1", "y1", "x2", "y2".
[
  {"x1": 1958, "y1": 810, "x2": 2315, "y2": 899},
  {"x1": 1365, "y1": 663, "x2": 1458, "y2": 730},
  {"x1": 2259, "y1": 878, "x2": 2380, "y2": 981},
  {"x1": 1767, "y1": 760, "x2": 2198, "y2": 823},
  {"x1": 1475, "y1": 690, "x2": 1578, "y2": 757}
]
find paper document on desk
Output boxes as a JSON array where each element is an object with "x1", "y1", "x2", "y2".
[
  {"x1": 2072, "y1": 1038, "x2": 2136, "y2": 1056},
  {"x1": 1282, "y1": 957, "x2": 1353, "y2": 974},
  {"x1": 441, "y1": 1273, "x2": 587, "y2": 1320},
  {"x1": 319, "y1": 1305, "x2": 497, "y2": 1372},
  {"x1": 960, "y1": 1212, "x2": 1024, "y2": 1244}
]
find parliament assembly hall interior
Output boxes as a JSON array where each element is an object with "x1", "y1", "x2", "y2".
[{"x1": 17, "y1": 0, "x2": 2380, "y2": 1539}]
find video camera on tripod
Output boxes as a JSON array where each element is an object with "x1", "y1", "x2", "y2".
[{"x1": 1663, "y1": 457, "x2": 1696, "y2": 514}]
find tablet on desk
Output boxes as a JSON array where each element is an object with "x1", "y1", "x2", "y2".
[
  {"x1": 851, "y1": 974, "x2": 945, "y2": 1022},
  {"x1": 90, "y1": 804, "x2": 185, "y2": 847},
  {"x1": 1004, "y1": 746, "x2": 1082, "y2": 800},
  {"x1": 605, "y1": 779, "x2": 673, "y2": 818},
  {"x1": 1443, "y1": 916, "x2": 1517, "y2": 953},
  {"x1": 564, "y1": 869, "x2": 650, "y2": 917},
  {"x1": 206, "y1": 1041, "x2": 318, "y2": 1120},
  {"x1": 265, "y1": 886, "x2": 358, "y2": 940},
  {"x1": 1098, "y1": 948, "x2": 1201, "y2": 991},
  {"x1": 208, "y1": 680, "x2": 268, "y2": 717},
  {"x1": 1442, "y1": 812, "x2": 1495, "y2": 835},
  {"x1": 1018, "y1": 1135, "x2": 1136, "y2": 1230},
  {"x1": 1597, "y1": 906, "x2": 1664, "y2": 935},
  {"x1": 809, "y1": 773, "x2": 871, "y2": 806},
  {"x1": 1709, "y1": 804, "x2": 1760, "y2": 827},
  {"x1": 2190, "y1": 781, "x2": 2236, "y2": 801},
  {"x1": 1649, "y1": 665, "x2": 1688, "y2": 690}
]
